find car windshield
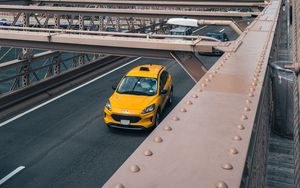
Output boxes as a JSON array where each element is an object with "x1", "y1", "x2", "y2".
[{"x1": 117, "y1": 76, "x2": 158, "y2": 96}]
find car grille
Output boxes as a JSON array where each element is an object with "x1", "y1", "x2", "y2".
[{"x1": 111, "y1": 114, "x2": 141, "y2": 123}]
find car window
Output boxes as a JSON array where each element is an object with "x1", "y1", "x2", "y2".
[
  {"x1": 160, "y1": 71, "x2": 169, "y2": 90},
  {"x1": 117, "y1": 76, "x2": 158, "y2": 96}
]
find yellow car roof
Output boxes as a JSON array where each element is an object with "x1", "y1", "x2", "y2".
[{"x1": 126, "y1": 64, "x2": 165, "y2": 78}]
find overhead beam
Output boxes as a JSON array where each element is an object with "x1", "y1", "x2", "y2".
[
  {"x1": 0, "y1": 5, "x2": 259, "y2": 19},
  {"x1": 31, "y1": 0, "x2": 266, "y2": 8},
  {"x1": 0, "y1": 28, "x2": 236, "y2": 58}
]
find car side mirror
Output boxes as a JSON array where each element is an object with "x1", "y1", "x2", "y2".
[
  {"x1": 160, "y1": 89, "x2": 167, "y2": 94},
  {"x1": 112, "y1": 85, "x2": 117, "y2": 90}
]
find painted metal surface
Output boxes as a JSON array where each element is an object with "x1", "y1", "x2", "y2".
[
  {"x1": 0, "y1": 5, "x2": 259, "y2": 18},
  {"x1": 0, "y1": 27, "x2": 235, "y2": 58},
  {"x1": 31, "y1": 0, "x2": 266, "y2": 8},
  {"x1": 0, "y1": 51, "x2": 59, "y2": 70},
  {"x1": 103, "y1": 0, "x2": 281, "y2": 187}
]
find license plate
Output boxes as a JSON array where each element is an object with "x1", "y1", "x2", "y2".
[{"x1": 120, "y1": 120, "x2": 130, "y2": 125}]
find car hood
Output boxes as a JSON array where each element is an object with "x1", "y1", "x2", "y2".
[{"x1": 110, "y1": 93, "x2": 155, "y2": 111}]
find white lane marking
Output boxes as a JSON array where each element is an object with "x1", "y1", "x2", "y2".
[
  {"x1": 0, "y1": 166, "x2": 25, "y2": 185},
  {"x1": 192, "y1": 25, "x2": 208, "y2": 33},
  {"x1": 0, "y1": 57, "x2": 142, "y2": 127},
  {"x1": 219, "y1": 28, "x2": 225, "y2": 32}
]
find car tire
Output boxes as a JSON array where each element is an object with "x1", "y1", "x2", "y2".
[
  {"x1": 154, "y1": 110, "x2": 161, "y2": 127},
  {"x1": 168, "y1": 88, "x2": 173, "y2": 105}
]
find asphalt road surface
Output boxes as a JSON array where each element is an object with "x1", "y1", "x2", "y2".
[
  {"x1": 0, "y1": 57, "x2": 195, "y2": 188},
  {"x1": 0, "y1": 24, "x2": 236, "y2": 188}
]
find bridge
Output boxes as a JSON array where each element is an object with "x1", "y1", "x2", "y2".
[{"x1": 0, "y1": 0, "x2": 299, "y2": 188}]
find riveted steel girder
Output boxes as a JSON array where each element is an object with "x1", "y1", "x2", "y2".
[
  {"x1": 31, "y1": 0, "x2": 266, "y2": 9},
  {"x1": 0, "y1": 27, "x2": 236, "y2": 58},
  {"x1": 103, "y1": 0, "x2": 281, "y2": 187},
  {"x1": 0, "y1": 5, "x2": 259, "y2": 19}
]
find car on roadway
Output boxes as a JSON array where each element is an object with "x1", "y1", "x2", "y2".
[
  {"x1": 199, "y1": 32, "x2": 229, "y2": 56},
  {"x1": 103, "y1": 64, "x2": 173, "y2": 130},
  {"x1": 205, "y1": 32, "x2": 229, "y2": 42},
  {"x1": 170, "y1": 26, "x2": 192, "y2": 36}
]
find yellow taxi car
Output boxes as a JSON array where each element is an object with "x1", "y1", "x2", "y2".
[{"x1": 103, "y1": 64, "x2": 173, "y2": 130}]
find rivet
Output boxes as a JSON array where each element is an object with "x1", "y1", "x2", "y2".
[
  {"x1": 186, "y1": 100, "x2": 193, "y2": 105},
  {"x1": 192, "y1": 94, "x2": 198, "y2": 98},
  {"x1": 246, "y1": 99, "x2": 252, "y2": 104},
  {"x1": 237, "y1": 124, "x2": 245, "y2": 130},
  {"x1": 201, "y1": 83, "x2": 207, "y2": 87},
  {"x1": 241, "y1": 114, "x2": 248, "y2": 120},
  {"x1": 163, "y1": 125, "x2": 172, "y2": 131},
  {"x1": 154, "y1": 136, "x2": 163, "y2": 143},
  {"x1": 205, "y1": 78, "x2": 211, "y2": 82},
  {"x1": 249, "y1": 87, "x2": 255, "y2": 92},
  {"x1": 256, "y1": 67, "x2": 262, "y2": 71},
  {"x1": 209, "y1": 74, "x2": 214, "y2": 78},
  {"x1": 172, "y1": 116, "x2": 180, "y2": 121},
  {"x1": 233, "y1": 135, "x2": 242, "y2": 141},
  {"x1": 216, "y1": 67, "x2": 220, "y2": 70},
  {"x1": 259, "y1": 58, "x2": 264, "y2": 62},
  {"x1": 222, "y1": 163, "x2": 233, "y2": 170},
  {"x1": 114, "y1": 183, "x2": 125, "y2": 188},
  {"x1": 252, "y1": 82, "x2": 257, "y2": 86},
  {"x1": 213, "y1": 70, "x2": 218, "y2": 74},
  {"x1": 129, "y1": 164, "x2": 140, "y2": 173},
  {"x1": 144, "y1": 150, "x2": 153, "y2": 156},
  {"x1": 229, "y1": 148, "x2": 239, "y2": 155},
  {"x1": 216, "y1": 181, "x2": 228, "y2": 188},
  {"x1": 248, "y1": 93, "x2": 254, "y2": 97},
  {"x1": 220, "y1": 63, "x2": 224, "y2": 66},
  {"x1": 197, "y1": 88, "x2": 203, "y2": 92},
  {"x1": 244, "y1": 107, "x2": 251, "y2": 111},
  {"x1": 253, "y1": 78, "x2": 259, "y2": 82},
  {"x1": 180, "y1": 108, "x2": 187, "y2": 112}
]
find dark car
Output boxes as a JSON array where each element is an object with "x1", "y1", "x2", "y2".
[
  {"x1": 206, "y1": 32, "x2": 229, "y2": 42},
  {"x1": 199, "y1": 32, "x2": 229, "y2": 56}
]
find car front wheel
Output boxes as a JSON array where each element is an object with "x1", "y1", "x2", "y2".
[
  {"x1": 154, "y1": 111, "x2": 160, "y2": 127},
  {"x1": 168, "y1": 88, "x2": 173, "y2": 105}
]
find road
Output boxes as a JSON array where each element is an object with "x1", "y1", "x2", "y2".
[
  {"x1": 0, "y1": 57, "x2": 195, "y2": 188},
  {"x1": 0, "y1": 24, "x2": 236, "y2": 188}
]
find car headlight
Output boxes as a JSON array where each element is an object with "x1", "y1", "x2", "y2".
[
  {"x1": 105, "y1": 100, "x2": 112, "y2": 111},
  {"x1": 141, "y1": 104, "x2": 155, "y2": 114}
]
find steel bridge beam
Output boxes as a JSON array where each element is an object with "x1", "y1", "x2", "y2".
[
  {"x1": 31, "y1": 0, "x2": 266, "y2": 8},
  {"x1": 0, "y1": 5, "x2": 259, "y2": 19},
  {"x1": 103, "y1": 0, "x2": 281, "y2": 187},
  {"x1": 0, "y1": 27, "x2": 236, "y2": 58}
]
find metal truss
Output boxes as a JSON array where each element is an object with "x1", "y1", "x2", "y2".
[
  {"x1": 0, "y1": 51, "x2": 100, "y2": 94},
  {"x1": 31, "y1": 0, "x2": 265, "y2": 11},
  {"x1": 0, "y1": 5, "x2": 259, "y2": 19}
]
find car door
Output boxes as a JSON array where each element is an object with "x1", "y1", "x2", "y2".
[{"x1": 159, "y1": 70, "x2": 169, "y2": 110}]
